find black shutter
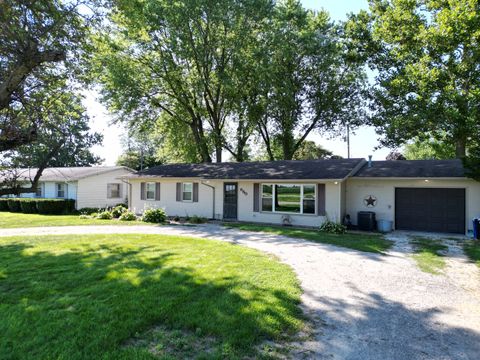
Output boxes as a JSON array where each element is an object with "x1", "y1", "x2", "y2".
[
  {"x1": 193, "y1": 183, "x2": 199, "y2": 202},
  {"x1": 140, "y1": 182, "x2": 146, "y2": 200},
  {"x1": 176, "y1": 183, "x2": 181, "y2": 201},
  {"x1": 155, "y1": 183, "x2": 161, "y2": 201},
  {"x1": 253, "y1": 183, "x2": 260, "y2": 212},
  {"x1": 317, "y1": 184, "x2": 326, "y2": 216}
]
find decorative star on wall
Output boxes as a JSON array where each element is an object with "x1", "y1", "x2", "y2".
[{"x1": 363, "y1": 195, "x2": 377, "y2": 208}]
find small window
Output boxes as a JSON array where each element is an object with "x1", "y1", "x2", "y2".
[
  {"x1": 35, "y1": 184, "x2": 42, "y2": 198},
  {"x1": 107, "y1": 183, "x2": 121, "y2": 198},
  {"x1": 56, "y1": 183, "x2": 66, "y2": 198},
  {"x1": 146, "y1": 182, "x2": 156, "y2": 200},
  {"x1": 182, "y1": 183, "x2": 193, "y2": 201}
]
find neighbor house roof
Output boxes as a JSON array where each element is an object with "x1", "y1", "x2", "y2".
[
  {"x1": 127, "y1": 158, "x2": 365, "y2": 180},
  {"x1": 1, "y1": 166, "x2": 133, "y2": 182},
  {"x1": 353, "y1": 159, "x2": 466, "y2": 178}
]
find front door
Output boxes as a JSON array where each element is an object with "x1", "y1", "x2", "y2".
[{"x1": 223, "y1": 183, "x2": 238, "y2": 220}]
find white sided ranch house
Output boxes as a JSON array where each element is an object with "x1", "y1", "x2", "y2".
[{"x1": 123, "y1": 158, "x2": 479, "y2": 235}]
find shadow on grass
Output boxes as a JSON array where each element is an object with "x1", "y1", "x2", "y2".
[{"x1": 0, "y1": 240, "x2": 302, "y2": 359}]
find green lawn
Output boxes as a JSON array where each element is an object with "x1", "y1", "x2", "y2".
[
  {"x1": 464, "y1": 240, "x2": 480, "y2": 269},
  {"x1": 225, "y1": 223, "x2": 393, "y2": 254},
  {"x1": 0, "y1": 234, "x2": 302, "y2": 359},
  {"x1": 0, "y1": 212, "x2": 146, "y2": 228},
  {"x1": 410, "y1": 237, "x2": 448, "y2": 274}
]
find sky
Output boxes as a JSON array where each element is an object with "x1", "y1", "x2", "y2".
[{"x1": 85, "y1": 0, "x2": 390, "y2": 165}]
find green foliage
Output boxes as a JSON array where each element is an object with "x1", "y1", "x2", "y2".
[
  {"x1": 36, "y1": 199, "x2": 75, "y2": 215},
  {"x1": 142, "y1": 208, "x2": 167, "y2": 223},
  {"x1": 111, "y1": 205, "x2": 127, "y2": 218},
  {"x1": 358, "y1": 0, "x2": 480, "y2": 158},
  {"x1": 0, "y1": 199, "x2": 9, "y2": 211},
  {"x1": 96, "y1": 211, "x2": 113, "y2": 220},
  {"x1": 463, "y1": 241, "x2": 480, "y2": 269},
  {"x1": 319, "y1": 221, "x2": 347, "y2": 235},
  {"x1": 19, "y1": 199, "x2": 38, "y2": 214},
  {"x1": 404, "y1": 136, "x2": 456, "y2": 160},
  {"x1": 79, "y1": 214, "x2": 90, "y2": 220},
  {"x1": 189, "y1": 216, "x2": 208, "y2": 224},
  {"x1": 7, "y1": 199, "x2": 22, "y2": 212},
  {"x1": 119, "y1": 211, "x2": 137, "y2": 221},
  {"x1": 463, "y1": 146, "x2": 480, "y2": 181},
  {"x1": 79, "y1": 207, "x2": 103, "y2": 215}
]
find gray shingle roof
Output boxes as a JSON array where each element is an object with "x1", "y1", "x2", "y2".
[
  {"x1": 353, "y1": 160, "x2": 466, "y2": 178},
  {"x1": 130, "y1": 159, "x2": 365, "y2": 180},
  {"x1": 2, "y1": 166, "x2": 132, "y2": 182}
]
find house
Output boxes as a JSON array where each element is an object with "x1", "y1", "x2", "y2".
[
  {"x1": 7, "y1": 166, "x2": 134, "y2": 209},
  {"x1": 124, "y1": 158, "x2": 480, "y2": 235}
]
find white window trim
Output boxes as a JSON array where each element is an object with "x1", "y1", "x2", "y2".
[
  {"x1": 182, "y1": 182, "x2": 193, "y2": 202},
  {"x1": 145, "y1": 182, "x2": 156, "y2": 201},
  {"x1": 261, "y1": 183, "x2": 316, "y2": 215},
  {"x1": 56, "y1": 183, "x2": 67, "y2": 198},
  {"x1": 107, "y1": 183, "x2": 121, "y2": 199}
]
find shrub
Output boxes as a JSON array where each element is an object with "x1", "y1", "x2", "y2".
[
  {"x1": 7, "y1": 199, "x2": 22, "y2": 212},
  {"x1": 0, "y1": 198, "x2": 10, "y2": 211},
  {"x1": 111, "y1": 205, "x2": 127, "y2": 218},
  {"x1": 79, "y1": 207, "x2": 102, "y2": 215},
  {"x1": 96, "y1": 211, "x2": 113, "y2": 220},
  {"x1": 119, "y1": 211, "x2": 137, "y2": 221},
  {"x1": 37, "y1": 199, "x2": 75, "y2": 215},
  {"x1": 20, "y1": 199, "x2": 37, "y2": 214},
  {"x1": 142, "y1": 208, "x2": 167, "y2": 223},
  {"x1": 319, "y1": 220, "x2": 347, "y2": 234},
  {"x1": 189, "y1": 215, "x2": 207, "y2": 224}
]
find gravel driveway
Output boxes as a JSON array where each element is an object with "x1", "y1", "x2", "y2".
[{"x1": 1, "y1": 224, "x2": 479, "y2": 359}]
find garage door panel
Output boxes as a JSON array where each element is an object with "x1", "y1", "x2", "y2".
[{"x1": 395, "y1": 188, "x2": 465, "y2": 234}]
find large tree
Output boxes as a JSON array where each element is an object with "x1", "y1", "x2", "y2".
[
  {"x1": 0, "y1": 83, "x2": 103, "y2": 196},
  {"x1": 257, "y1": 0, "x2": 369, "y2": 160},
  {"x1": 358, "y1": 0, "x2": 480, "y2": 158},
  {"x1": 94, "y1": 0, "x2": 273, "y2": 163},
  {"x1": 0, "y1": 0, "x2": 104, "y2": 194}
]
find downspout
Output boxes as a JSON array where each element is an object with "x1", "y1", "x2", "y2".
[{"x1": 201, "y1": 181, "x2": 215, "y2": 220}]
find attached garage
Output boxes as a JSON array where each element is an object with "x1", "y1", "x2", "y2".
[
  {"x1": 346, "y1": 159, "x2": 480, "y2": 235},
  {"x1": 395, "y1": 188, "x2": 466, "y2": 234}
]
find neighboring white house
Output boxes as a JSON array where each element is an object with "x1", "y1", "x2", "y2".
[
  {"x1": 124, "y1": 158, "x2": 480, "y2": 235},
  {"x1": 10, "y1": 166, "x2": 134, "y2": 209}
]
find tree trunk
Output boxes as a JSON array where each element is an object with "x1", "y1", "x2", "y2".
[{"x1": 455, "y1": 137, "x2": 466, "y2": 158}]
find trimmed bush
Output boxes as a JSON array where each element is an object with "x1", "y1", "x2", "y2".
[
  {"x1": 0, "y1": 199, "x2": 9, "y2": 211},
  {"x1": 119, "y1": 211, "x2": 137, "y2": 221},
  {"x1": 142, "y1": 208, "x2": 167, "y2": 223},
  {"x1": 7, "y1": 199, "x2": 22, "y2": 212},
  {"x1": 37, "y1": 199, "x2": 75, "y2": 215},
  {"x1": 319, "y1": 220, "x2": 347, "y2": 234},
  {"x1": 111, "y1": 205, "x2": 127, "y2": 218},
  {"x1": 97, "y1": 211, "x2": 113, "y2": 220},
  {"x1": 20, "y1": 199, "x2": 37, "y2": 214}
]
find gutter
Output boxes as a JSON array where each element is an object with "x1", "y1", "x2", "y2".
[{"x1": 201, "y1": 181, "x2": 216, "y2": 220}]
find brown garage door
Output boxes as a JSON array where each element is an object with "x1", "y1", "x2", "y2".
[{"x1": 395, "y1": 188, "x2": 465, "y2": 234}]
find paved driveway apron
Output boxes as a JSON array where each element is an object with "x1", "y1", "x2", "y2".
[{"x1": 1, "y1": 224, "x2": 479, "y2": 359}]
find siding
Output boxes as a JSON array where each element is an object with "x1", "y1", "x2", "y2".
[
  {"x1": 129, "y1": 179, "x2": 343, "y2": 227},
  {"x1": 345, "y1": 178, "x2": 480, "y2": 234},
  {"x1": 76, "y1": 168, "x2": 131, "y2": 209}
]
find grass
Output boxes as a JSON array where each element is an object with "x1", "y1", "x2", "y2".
[
  {"x1": 409, "y1": 237, "x2": 448, "y2": 274},
  {"x1": 0, "y1": 234, "x2": 303, "y2": 359},
  {"x1": 464, "y1": 240, "x2": 480, "y2": 269},
  {"x1": 225, "y1": 223, "x2": 393, "y2": 254},
  {"x1": 0, "y1": 211, "x2": 146, "y2": 228}
]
